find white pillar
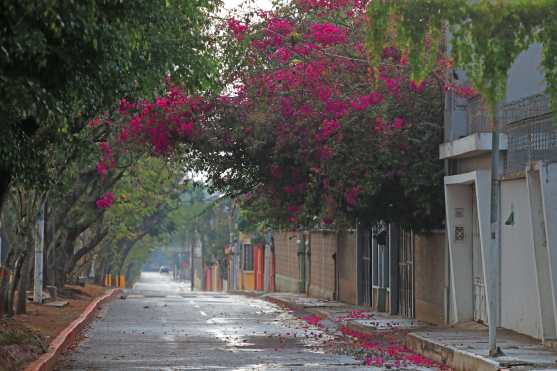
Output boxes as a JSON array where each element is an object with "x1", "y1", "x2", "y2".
[
  {"x1": 527, "y1": 164, "x2": 557, "y2": 340},
  {"x1": 33, "y1": 205, "x2": 45, "y2": 304}
]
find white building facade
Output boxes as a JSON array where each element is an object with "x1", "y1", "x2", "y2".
[{"x1": 442, "y1": 43, "x2": 557, "y2": 341}]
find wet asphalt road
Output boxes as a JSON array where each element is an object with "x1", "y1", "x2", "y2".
[{"x1": 55, "y1": 272, "x2": 365, "y2": 370}]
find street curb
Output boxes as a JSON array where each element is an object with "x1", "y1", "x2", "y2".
[
  {"x1": 24, "y1": 288, "x2": 121, "y2": 371},
  {"x1": 228, "y1": 290, "x2": 265, "y2": 298},
  {"x1": 263, "y1": 295, "x2": 305, "y2": 311}
]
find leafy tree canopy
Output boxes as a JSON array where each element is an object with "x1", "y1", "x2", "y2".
[{"x1": 366, "y1": 0, "x2": 557, "y2": 109}]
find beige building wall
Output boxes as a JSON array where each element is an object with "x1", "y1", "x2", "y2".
[
  {"x1": 308, "y1": 231, "x2": 336, "y2": 300},
  {"x1": 337, "y1": 230, "x2": 358, "y2": 305},
  {"x1": 415, "y1": 231, "x2": 447, "y2": 325},
  {"x1": 274, "y1": 231, "x2": 300, "y2": 293}
]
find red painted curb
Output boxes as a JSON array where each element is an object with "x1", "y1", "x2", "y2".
[{"x1": 24, "y1": 288, "x2": 121, "y2": 371}]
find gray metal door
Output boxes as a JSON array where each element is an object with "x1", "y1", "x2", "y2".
[
  {"x1": 358, "y1": 226, "x2": 372, "y2": 306},
  {"x1": 399, "y1": 228, "x2": 415, "y2": 318}
]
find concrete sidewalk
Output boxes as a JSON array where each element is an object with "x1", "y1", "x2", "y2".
[{"x1": 262, "y1": 292, "x2": 557, "y2": 371}]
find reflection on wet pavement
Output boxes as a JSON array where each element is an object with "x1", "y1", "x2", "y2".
[{"x1": 55, "y1": 272, "x2": 366, "y2": 370}]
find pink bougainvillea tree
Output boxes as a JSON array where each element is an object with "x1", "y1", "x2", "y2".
[{"x1": 94, "y1": 0, "x2": 470, "y2": 230}]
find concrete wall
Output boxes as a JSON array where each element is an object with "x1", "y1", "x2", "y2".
[
  {"x1": 415, "y1": 231, "x2": 447, "y2": 325},
  {"x1": 274, "y1": 231, "x2": 300, "y2": 293},
  {"x1": 308, "y1": 231, "x2": 336, "y2": 300},
  {"x1": 457, "y1": 154, "x2": 492, "y2": 173},
  {"x1": 501, "y1": 178, "x2": 542, "y2": 339},
  {"x1": 338, "y1": 230, "x2": 357, "y2": 305}
]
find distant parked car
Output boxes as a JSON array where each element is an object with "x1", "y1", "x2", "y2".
[{"x1": 159, "y1": 266, "x2": 169, "y2": 274}]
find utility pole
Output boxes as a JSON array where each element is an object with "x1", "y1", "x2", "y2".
[
  {"x1": 34, "y1": 203, "x2": 45, "y2": 304},
  {"x1": 488, "y1": 107, "x2": 503, "y2": 357}
]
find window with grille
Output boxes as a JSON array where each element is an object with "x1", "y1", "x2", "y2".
[{"x1": 243, "y1": 244, "x2": 253, "y2": 271}]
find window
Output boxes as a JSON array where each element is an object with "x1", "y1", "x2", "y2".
[{"x1": 243, "y1": 244, "x2": 253, "y2": 271}]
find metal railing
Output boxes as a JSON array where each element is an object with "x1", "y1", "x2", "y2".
[
  {"x1": 463, "y1": 93, "x2": 557, "y2": 175},
  {"x1": 467, "y1": 96, "x2": 492, "y2": 134},
  {"x1": 504, "y1": 113, "x2": 557, "y2": 175}
]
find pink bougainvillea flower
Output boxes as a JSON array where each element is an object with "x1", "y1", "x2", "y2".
[
  {"x1": 309, "y1": 22, "x2": 347, "y2": 45},
  {"x1": 87, "y1": 117, "x2": 102, "y2": 128},
  {"x1": 318, "y1": 146, "x2": 334, "y2": 161},
  {"x1": 274, "y1": 47, "x2": 291, "y2": 63},
  {"x1": 351, "y1": 92, "x2": 383, "y2": 111},
  {"x1": 178, "y1": 121, "x2": 194, "y2": 137},
  {"x1": 393, "y1": 117, "x2": 404, "y2": 129},
  {"x1": 410, "y1": 79, "x2": 426, "y2": 93},
  {"x1": 96, "y1": 192, "x2": 115, "y2": 209},
  {"x1": 117, "y1": 128, "x2": 130, "y2": 143},
  {"x1": 382, "y1": 77, "x2": 401, "y2": 95},
  {"x1": 227, "y1": 18, "x2": 247, "y2": 41},
  {"x1": 287, "y1": 205, "x2": 300, "y2": 213},
  {"x1": 344, "y1": 185, "x2": 360, "y2": 207},
  {"x1": 317, "y1": 119, "x2": 340, "y2": 141},
  {"x1": 325, "y1": 100, "x2": 348, "y2": 118},
  {"x1": 302, "y1": 315, "x2": 322, "y2": 326},
  {"x1": 267, "y1": 18, "x2": 294, "y2": 35},
  {"x1": 96, "y1": 161, "x2": 108, "y2": 177}
]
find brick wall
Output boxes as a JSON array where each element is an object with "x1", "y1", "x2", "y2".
[
  {"x1": 308, "y1": 231, "x2": 336, "y2": 300},
  {"x1": 274, "y1": 231, "x2": 300, "y2": 292}
]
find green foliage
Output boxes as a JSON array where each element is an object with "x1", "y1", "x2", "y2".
[
  {"x1": 0, "y1": 0, "x2": 220, "y2": 191},
  {"x1": 367, "y1": 0, "x2": 557, "y2": 109}
]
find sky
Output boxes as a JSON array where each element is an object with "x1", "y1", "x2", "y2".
[{"x1": 222, "y1": 0, "x2": 273, "y2": 14}]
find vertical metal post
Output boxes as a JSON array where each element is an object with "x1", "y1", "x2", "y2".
[
  {"x1": 488, "y1": 109, "x2": 502, "y2": 357},
  {"x1": 34, "y1": 203, "x2": 45, "y2": 304}
]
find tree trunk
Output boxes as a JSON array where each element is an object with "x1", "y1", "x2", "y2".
[
  {"x1": 0, "y1": 267, "x2": 11, "y2": 317},
  {"x1": 0, "y1": 248, "x2": 15, "y2": 317},
  {"x1": 0, "y1": 168, "x2": 11, "y2": 214},
  {"x1": 15, "y1": 253, "x2": 32, "y2": 314},
  {"x1": 8, "y1": 254, "x2": 26, "y2": 317}
]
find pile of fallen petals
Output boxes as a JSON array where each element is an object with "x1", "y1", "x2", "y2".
[
  {"x1": 299, "y1": 311, "x2": 450, "y2": 369},
  {"x1": 334, "y1": 309, "x2": 375, "y2": 322}
]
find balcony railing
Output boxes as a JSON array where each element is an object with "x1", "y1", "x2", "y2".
[
  {"x1": 467, "y1": 96, "x2": 492, "y2": 134},
  {"x1": 458, "y1": 93, "x2": 557, "y2": 175},
  {"x1": 504, "y1": 113, "x2": 557, "y2": 175}
]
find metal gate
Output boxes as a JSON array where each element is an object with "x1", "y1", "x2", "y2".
[{"x1": 399, "y1": 228, "x2": 415, "y2": 318}]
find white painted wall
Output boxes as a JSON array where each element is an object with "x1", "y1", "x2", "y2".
[
  {"x1": 445, "y1": 183, "x2": 474, "y2": 323},
  {"x1": 501, "y1": 178, "x2": 542, "y2": 339}
]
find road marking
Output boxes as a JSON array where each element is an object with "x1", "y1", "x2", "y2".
[{"x1": 200, "y1": 311, "x2": 208, "y2": 316}]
